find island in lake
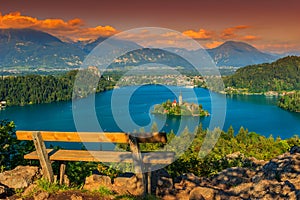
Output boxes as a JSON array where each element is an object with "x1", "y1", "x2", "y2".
[{"x1": 152, "y1": 92, "x2": 209, "y2": 117}]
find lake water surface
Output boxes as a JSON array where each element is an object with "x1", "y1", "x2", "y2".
[{"x1": 0, "y1": 85, "x2": 299, "y2": 139}]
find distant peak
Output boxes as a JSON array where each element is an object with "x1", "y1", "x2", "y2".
[
  {"x1": 220, "y1": 41, "x2": 254, "y2": 47},
  {"x1": 0, "y1": 28, "x2": 62, "y2": 43},
  {"x1": 215, "y1": 40, "x2": 258, "y2": 52}
]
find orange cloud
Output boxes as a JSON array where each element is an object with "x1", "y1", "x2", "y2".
[
  {"x1": 204, "y1": 41, "x2": 224, "y2": 49},
  {"x1": 0, "y1": 12, "x2": 117, "y2": 41},
  {"x1": 240, "y1": 35, "x2": 260, "y2": 41},
  {"x1": 0, "y1": 12, "x2": 38, "y2": 28},
  {"x1": 183, "y1": 29, "x2": 213, "y2": 40},
  {"x1": 220, "y1": 25, "x2": 250, "y2": 39}
]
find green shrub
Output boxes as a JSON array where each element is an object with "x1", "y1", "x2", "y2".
[{"x1": 0, "y1": 120, "x2": 35, "y2": 171}]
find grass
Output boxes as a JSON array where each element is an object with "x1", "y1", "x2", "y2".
[
  {"x1": 95, "y1": 186, "x2": 114, "y2": 196},
  {"x1": 37, "y1": 178, "x2": 72, "y2": 193},
  {"x1": 17, "y1": 178, "x2": 160, "y2": 200}
]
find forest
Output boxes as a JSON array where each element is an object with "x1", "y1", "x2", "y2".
[
  {"x1": 278, "y1": 91, "x2": 300, "y2": 112},
  {"x1": 223, "y1": 56, "x2": 300, "y2": 93},
  {"x1": 0, "y1": 69, "x2": 115, "y2": 106}
]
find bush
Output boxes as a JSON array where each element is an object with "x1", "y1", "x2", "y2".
[{"x1": 0, "y1": 120, "x2": 35, "y2": 171}]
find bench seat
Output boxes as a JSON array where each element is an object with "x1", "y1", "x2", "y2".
[{"x1": 24, "y1": 149, "x2": 175, "y2": 164}]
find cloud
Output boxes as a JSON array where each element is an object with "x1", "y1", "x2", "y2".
[
  {"x1": 118, "y1": 30, "x2": 200, "y2": 50},
  {"x1": 183, "y1": 29, "x2": 213, "y2": 40},
  {"x1": 220, "y1": 25, "x2": 250, "y2": 39},
  {"x1": 240, "y1": 35, "x2": 260, "y2": 41},
  {"x1": 204, "y1": 41, "x2": 224, "y2": 49},
  {"x1": 0, "y1": 12, "x2": 117, "y2": 41}
]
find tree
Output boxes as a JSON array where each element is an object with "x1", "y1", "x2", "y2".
[
  {"x1": 0, "y1": 120, "x2": 35, "y2": 171},
  {"x1": 227, "y1": 126, "x2": 235, "y2": 139}
]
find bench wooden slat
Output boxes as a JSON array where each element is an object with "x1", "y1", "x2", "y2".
[
  {"x1": 24, "y1": 149, "x2": 54, "y2": 159},
  {"x1": 16, "y1": 131, "x2": 167, "y2": 143},
  {"x1": 142, "y1": 152, "x2": 175, "y2": 164},
  {"x1": 52, "y1": 150, "x2": 134, "y2": 162},
  {"x1": 23, "y1": 150, "x2": 175, "y2": 164},
  {"x1": 16, "y1": 131, "x2": 129, "y2": 143}
]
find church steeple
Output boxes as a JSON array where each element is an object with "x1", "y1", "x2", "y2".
[{"x1": 179, "y1": 90, "x2": 183, "y2": 106}]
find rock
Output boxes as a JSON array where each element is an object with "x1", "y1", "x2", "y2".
[
  {"x1": 210, "y1": 167, "x2": 254, "y2": 190},
  {"x1": 162, "y1": 194, "x2": 177, "y2": 200},
  {"x1": 174, "y1": 173, "x2": 200, "y2": 191},
  {"x1": 156, "y1": 176, "x2": 173, "y2": 196},
  {"x1": 0, "y1": 166, "x2": 39, "y2": 189},
  {"x1": 70, "y1": 194, "x2": 83, "y2": 200},
  {"x1": 290, "y1": 145, "x2": 300, "y2": 154},
  {"x1": 0, "y1": 185, "x2": 6, "y2": 196},
  {"x1": 230, "y1": 179, "x2": 297, "y2": 199},
  {"x1": 112, "y1": 173, "x2": 143, "y2": 196},
  {"x1": 188, "y1": 187, "x2": 205, "y2": 200},
  {"x1": 151, "y1": 168, "x2": 172, "y2": 194},
  {"x1": 261, "y1": 152, "x2": 300, "y2": 182},
  {"x1": 188, "y1": 187, "x2": 218, "y2": 200},
  {"x1": 22, "y1": 183, "x2": 38, "y2": 197},
  {"x1": 175, "y1": 191, "x2": 190, "y2": 200},
  {"x1": 244, "y1": 157, "x2": 267, "y2": 169},
  {"x1": 34, "y1": 191, "x2": 49, "y2": 200},
  {"x1": 163, "y1": 150, "x2": 300, "y2": 200},
  {"x1": 83, "y1": 174, "x2": 112, "y2": 191},
  {"x1": 174, "y1": 173, "x2": 200, "y2": 185}
]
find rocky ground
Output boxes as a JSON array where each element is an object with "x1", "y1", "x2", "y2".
[{"x1": 1, "y1": 146, "x2": 300, "y2": 200}]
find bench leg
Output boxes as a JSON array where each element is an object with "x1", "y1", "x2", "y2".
[
  {"x1": 147, "y1": 164, "x2": 151, "y2": 195},
  {"x1": 32, "y1": 131, "x2": 54, "y2": 182},
  {"x1": 128, "y1": 135, "x2": 146, "y2": 197},
  {"x1": 59, "y1": 162, "x2": 66, "y2": 185}
]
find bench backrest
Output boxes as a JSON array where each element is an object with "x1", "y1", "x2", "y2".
[{"x1": 16, "y1": 131, "x2": 167, "y2": 144}]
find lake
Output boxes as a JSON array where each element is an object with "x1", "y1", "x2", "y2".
[{"x1": 0, "y1": 85, "x2": 299, "y2": 139}]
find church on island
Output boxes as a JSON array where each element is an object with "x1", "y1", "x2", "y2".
[
  {"x1": 172, "y1": 92, "x2": 183, "y2": 107},
  {"x1": 152, "y1": 92, "x2": 209, "y2": 117}
]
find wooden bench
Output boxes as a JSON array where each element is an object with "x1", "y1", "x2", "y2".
[{"x1": 16, "y1": 131, "x2": 175, "y2": 195}]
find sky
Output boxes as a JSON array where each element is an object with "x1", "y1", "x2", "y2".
[{"x1": 1, "y1": 0, "x2": 300, "y2": 53}]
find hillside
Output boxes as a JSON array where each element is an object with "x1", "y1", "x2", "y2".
[
  {"x1": 224, "y1": 56, "x2": 300, "y2": 93},
  {"x1": 207, "y1": 41, "x2": 277, "y2": 67}
]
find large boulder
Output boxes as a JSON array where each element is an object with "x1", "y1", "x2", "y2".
[
  {"x1": 290, "y1": 145, "x2": 300, "y2": 154},
  {"x1": 261, "y1": 152, "x2": 300, "y2": 183},
  {"x1": 153, "y1": 169, "x2": 173, "y2": 196},
  {"x1": 230, "y1": 179, "x2": 298, "y2": 199},
  {"x1": 164, "y1": 149, "x2": 300, "y2": 199},
  {"x1": 112, "y1": 173, "x2": 143, "y2": 196},
  {"x1": 0, "y1": 184, "x2": 9, "y2": 198},
  {"x1": 0, "y1": 166, "x2": 39, "y2": 189},
  {"x1": 210, "y1": 167, "x2": 255, "y2": 190},
  {"x1": 174, "y1": 173, "x2": 201, "y2": 191},
  {"x1": 33, "y1": 191, "x2": 49, "y2": 200},
  {"x1": 83, "y1": 174, "x2": 112, "y2": 191}
]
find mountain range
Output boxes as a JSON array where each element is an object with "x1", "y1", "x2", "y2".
[
  {"x1": 0, "y1": 29, "x2": 84, "y2": 69},
  {"x1": 0, "y1": 28, "x2": 280, "y2": 72}
]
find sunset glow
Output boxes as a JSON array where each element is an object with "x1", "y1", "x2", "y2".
[{"x1": 1, "y1": 0, "x2": 300, "y2": 53}]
